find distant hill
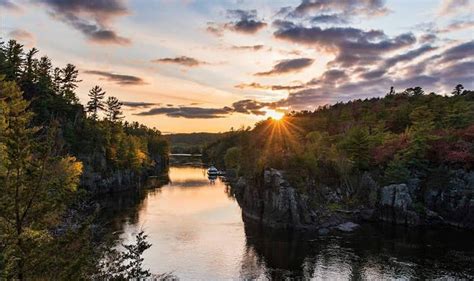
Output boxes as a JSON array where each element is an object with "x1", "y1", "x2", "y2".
[{"x1": 164, "y1": 132, "x2": 224, "y2": 154}]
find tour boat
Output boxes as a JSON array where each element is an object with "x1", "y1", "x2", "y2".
[{"x1": 207, "y1": 166, "x2": 219, "y2": 176}]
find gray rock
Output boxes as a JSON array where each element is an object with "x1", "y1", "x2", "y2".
[
  {"x1": 380, "y1": 184, "x2": 413, "y2": 210},
  {"x1": 318, "y1": 228, "x2": 330, "y2": 235},
  {"x1": 336, "y1": 222, "x2": 359, "y2": 232}
]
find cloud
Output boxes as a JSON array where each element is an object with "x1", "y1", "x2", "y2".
[
  {"x1": 225, "y1": 9, "x2": 267, "y2": 34},
  {"x1": 134, "y1": 106, "x2": 232, "y2": 119},
  {"x1": 84, "y1": 70, "x2": 145, "y2": 85},
  {"x1": 438, "y1": 40, "x2": 474, "y2": 63},
  {"x1": 290, "y1": 0, "x2": 389, "y2": 17},
  {"x1": 274, "y1": 23, "x2": 416, "y2": 67},
  {"x1": 152, "y1": 56, "x2": 206, "y2": 67},
  {"x1": 230, "y1": 45, "x2": 265, "y2": 51},
  {"x1": 133, "y1": 99, "x2": 283, "y2": 119},
  {"x1": 310, "y1": 14, "x2": 348, "y2": 24},
  {"x1": 207, "y1": 9, "x2": 267, "y2": 36},
  {"x1": 235, "y1": 82, "x2": 305, "y2": 91},
  {"x1": 439, "y1": 20, "x2": 474, "y2": 33},
  {"x1": 307, "y1": 69, "x2": 347, "y2": 85},
  {"x1": 438, "y1": 0, "x2": 472, "y2": 16},
  {"x1": 122, "y1": 101, "x2": 159, "y2": 108},
  {"x1": 0, "y1": 0, "x2": 21, "y2": 11},
  {"x1": 37, "y1": 0, "x2": 130, "y2": 45},
  {"x1": 231, "y1": 99, "x2": 270, "y2": 115},
  {"x1": 8, "y1": 29, "x2": 35, "y2": 45},
  {"x1": 254, "y1": 58, "x2": 314, "y2": 76}
]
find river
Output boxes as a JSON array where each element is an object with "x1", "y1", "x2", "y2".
[{"x1": 106, "y1": 164, "x2": 474, "y2": 280}]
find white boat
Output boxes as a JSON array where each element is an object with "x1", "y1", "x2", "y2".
[{"x1": 207, "y1": 166, "x2": 219, "y2": 176}]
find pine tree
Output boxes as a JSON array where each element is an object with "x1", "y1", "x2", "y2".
[
  {"x1": 0, "y1": 77, "x2": 82, "y2": 279},
  {"x1": 105, "y1": 96, "x2": 123, "y2": 121},
  {"x1": 86, "y1": 86, "x2": 106, "y2": 121},
  {"x1": 61, "y1": 64, "x2": 81, "y2": 104}
]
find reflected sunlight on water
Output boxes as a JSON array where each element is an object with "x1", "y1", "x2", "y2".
[{"x1": 114, "y1": 165, "x2": 474, "y2": 280}]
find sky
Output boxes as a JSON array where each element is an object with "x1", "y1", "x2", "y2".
[{"x1": 0, "y1": 0, "x2": 473, "y2": 133}]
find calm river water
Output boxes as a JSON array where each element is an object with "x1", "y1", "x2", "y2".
[{"x1": 106, "y1": 165, "x2": 474, "y2": 280}]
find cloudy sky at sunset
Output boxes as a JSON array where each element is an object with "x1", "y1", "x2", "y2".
[{"x1": 1, "y1": 0, "x2": 473, "y2": 133}]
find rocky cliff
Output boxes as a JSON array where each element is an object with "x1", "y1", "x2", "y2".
[
  {"x1": 79, "y1": 150, "x2": 168, "y2": 194},
  {"x1": 231, "y1": 168, "x2": 474, "y2": 230}
]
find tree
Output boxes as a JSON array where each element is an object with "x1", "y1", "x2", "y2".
[
  {"x1": 0, "y1": 77, "x2": 83, "y2": 279},
  {"x1": 61, "y1": 64, "x2": 81, "y2": 104},
  {"x1": 224, "y1": 146, "x2": 241, "y2": 169},
  {"x1": 340, "y1": 127, "x2": 371, "y2": 170},
  {"x1": 105, "y1": 96, "x2": 123, "y2": 121},
  {"x1": 86, "y1": 86, "x2": 106, "y2": 121},
  {"x1": 452, "y1": 84, "x2": 464, "y2": 96}
]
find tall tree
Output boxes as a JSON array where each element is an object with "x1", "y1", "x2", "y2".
[
  {"x1": 61, "y1": 64, "x2": 81, "y2": 104},
  {"x1": 86, "y1": 86, "x2": 106, "y2": 121},
  {"x1": 105, "y1": 96, "x2": 123, "y2": 122},
  {"x1": 0, "y1": 77, "x2": 82, "y2": 279},
  {"x1": 452, "y1": 84, "x2": 464, "y2": 96}
]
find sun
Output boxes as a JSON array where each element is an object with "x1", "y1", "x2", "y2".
[{"x1": 264, "y1": 109, "x2": 285, "y2": 120}]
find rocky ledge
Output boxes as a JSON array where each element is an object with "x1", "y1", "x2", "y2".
[{"x1": 231, "y1": 168, "x2": 474, "y2": 231}]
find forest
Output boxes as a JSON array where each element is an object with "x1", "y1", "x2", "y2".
[
  {"x1": 204, "y1": 85, "x2": 474, "y2": 212},
  {"x1": 0, "y1": 40, "x2": 169, "y2": 279}
]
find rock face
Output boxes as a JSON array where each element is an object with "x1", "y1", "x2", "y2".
[
  {"x1": 232, "y1": 168, "x2": 474, "y2": 230},
  {"x1": 378, "y1": 184, "x2": 420, "y2": 225},
  {"x1": 232, "y1": 169, "x2": 344, "y2": 230},
  {"x1": 79, "y1": 151, "x2": 168, "y2": 194}
]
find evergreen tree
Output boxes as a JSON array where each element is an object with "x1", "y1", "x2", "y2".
[
  {"x1": 61, "y1": 64, "x2": 81, "y2": 104},
  {"x1": 452, "y1": 84, "x2": 464, "y2": 96},
  {"x1": 105, "y1": 96, "x2": 123, "y2": 121},
  {"x1": 0, "y1": 77, "x2": 82, "y2": 279},
  {"x1": 86, "y1": 86, "x2": 106, "y2": 121}
]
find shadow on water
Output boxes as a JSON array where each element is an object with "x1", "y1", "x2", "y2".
[
  {"x1": 241, "y1": 216, "x2": 474, "y2": 279},
  {"x1": 95, "y1": 160, "x2": 474, "y2": 279}
]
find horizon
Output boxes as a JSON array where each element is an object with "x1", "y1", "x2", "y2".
[{"x1": 1, "y1": 0, "x2": 473, "y2": 133}]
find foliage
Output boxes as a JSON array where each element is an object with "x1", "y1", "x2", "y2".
[
  {"x1": 0, "y1": 39, "x2": 169, "y2": 279},
  {"x1": 204, "y1": 85, "x2": 474, "y2": 202}
]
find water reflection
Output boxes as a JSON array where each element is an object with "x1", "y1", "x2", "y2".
[{"x1": 103, "y1": 165, "x2": 474, "y2": 280}]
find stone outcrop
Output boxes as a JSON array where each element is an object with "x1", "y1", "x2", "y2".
[
  {"x1": 232, "y1": 168, "x2": 474, "y2": 231},
  {"x1": 232, "y1": 169, "x2": 345, "y2": 230},
  {"x1": 78, "y1": 150, "x2": 168, "y2": 194}
]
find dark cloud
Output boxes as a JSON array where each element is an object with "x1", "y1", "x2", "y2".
[
  {"x1": 133, "y1": 99, "x2": 281, "y2": 118},
  {"x1": 235, "y1": 82, "x2": 305, "y2": 91},
  {"x1": 207, "y1": 9, "x2": 267, "y2": 36},
  {"x1": 310, "y1": 14, "x2": 348, "y2": 24},
  {"x1": 255, "y1": 58, "x2": 314, "y2": 76},
  {"x1": 84, "y1": 70, "x2": 145, "y2": 85},
  {"x1": 231, "y1": 99, "x2": 269, "y2": 115},
  {"x1": 274, "y1": 23, "x2": 416, "y2": 67},
  {"x1": 360, "y1": 69, "x2": 386, "y2": 80},
  {"x1": 308, "y1": 69, "x2": 347, "y2": 85},
  {"x1": 122, "y1": 101, "x2": 159, "y2": 108},
  {"x1": 152, "y1": 56, "x2": 206, "y2": 67},
  {"x1": 225, "y1": 9, "x2": 267, "y2": 34},
  {"x1": 38, "y1": 0, "x2": 130, "y2": 45},
  {"x1": 439, "y1": 40, "x2": 474, "y2": 64},
  {"x1": 291, "y1": 0, "x2": 389, "y2": 17},
  {"x1": 383, "y1": 44, "x2": 437, "y2": 68},
  {"x1": 134, "y1": 106, "x2": 232, "y2": 119},
  {"x1": 231, "y1": 45, "x2": 265, "y2": 51},
  {"x1": 0, "y1": 0, "x2": 21, "y2": 11}
]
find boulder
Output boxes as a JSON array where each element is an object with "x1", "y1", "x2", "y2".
[{"x1": 336, "y1": 222, "x2": 359, "y2": 232}]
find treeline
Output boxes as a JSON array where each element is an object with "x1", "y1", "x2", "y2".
[
  {"x1": 0, "y1": 40, "x2": 168, "y2": 279},
  {"x1": 204, "y1": 86, "x2": 473, "y2": 203},
  {"x1": 165, "y1": 132, "x2": 223, "y2": 154}
]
